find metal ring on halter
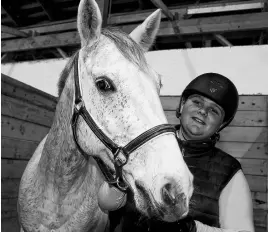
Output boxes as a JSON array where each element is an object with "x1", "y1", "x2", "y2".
[{"x1": 116, "y1": 176, "x2": 128, "y2": 191}]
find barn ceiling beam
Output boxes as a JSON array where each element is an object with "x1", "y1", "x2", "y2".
[
  {"x1": 1, "y1": 25, "x2": 29, "y2": 38},
  {"x1": 1, "y1": 0, "x2": 264, "y2": 40},
  {"x1": 1, "y1": 2, "x2": 21, "y2": 26},
  {"x1": 2, "y1": 12, "x2": 268, "y2": 53},
  {"x1": 101, "y1": 0, "x2": 110, "y2": 27},
  {"x1": 36, "y1": 0, "x2": 60, "y2": 20},
  {"x1": 109, "y1": 0, "x2": 265, "y2": 25},
  {"x1": 150, "y1": 0, "x2": 192, "y2": 48}
]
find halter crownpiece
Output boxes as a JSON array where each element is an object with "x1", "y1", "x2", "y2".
[{"x1": 71, "y1": 52, "x2": 177, "y2": 192}]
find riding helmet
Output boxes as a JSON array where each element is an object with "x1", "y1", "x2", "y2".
[{"x1": 176, "y1": 72, "x2": 239, "y2": 131}]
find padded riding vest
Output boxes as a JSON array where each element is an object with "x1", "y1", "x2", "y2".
[{"x1": 178, "y1": 139, "x2": 242, "y2": 227}]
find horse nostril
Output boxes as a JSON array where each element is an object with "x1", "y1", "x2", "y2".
[{"x1": 161, "y1": 183, "x2": 186, "y2": 207}]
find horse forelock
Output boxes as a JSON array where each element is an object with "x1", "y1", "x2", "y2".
[
  {"x1": 102, "y1": 27, "x2": 149, "y2": 72},
  {"x1": 57, "y1": 27, "x2": 149, "y2": 97}
]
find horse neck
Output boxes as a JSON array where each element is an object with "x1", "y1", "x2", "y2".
[{"x1": 39, "y1": 68, "x2": 93, "y2": 195}]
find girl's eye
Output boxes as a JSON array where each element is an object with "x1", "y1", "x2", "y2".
[
  {"x1": 209, "y1": 108, "x2": 219, "y2": 115},
  {"x1": 95, "y1": 78, "x2": 115, "y2": 92},
  {"x1": 193, "y1": 100, "x2": 201, "y2": 106}
]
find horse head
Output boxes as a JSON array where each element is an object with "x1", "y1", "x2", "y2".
[{"x1": 59, "y1": 0, "x2": 193, "y2": 222}]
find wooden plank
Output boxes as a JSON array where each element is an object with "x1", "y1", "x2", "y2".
[
  {"x1": 220, "y1": 127, "x2": 267, "y2": 143},
  {"x1": 187, "y1": 1, "x2": 264, "y2": 15},
  {"x1": 255, "y1": 226, "x2": 267, "y2": 232},
  {"x1": 1, "y1": 159, "x2": 28, "y2": 179},
  {"x1": 246, "y1": 175, "x2": 267, "y2": 192},
  {"x1": 160, "y1": 96, "x2": 268, "y2": 111},
  {"x1": 1, "y1": 198, "x2": 18, "y2": 219},
  {"x1": 1, "y1": 217, "x2": 21, "y2": 232},
  {"x1": 252, "y1": 192, "x2": 267, "y2": 210},
  {"x1": 1, "y1": 137, "x2": 39, "y2": 159},
  {"x1": 1, "y1": 116, "x2": 49, "y2": 142},
  {"x1": 2, "y1": 74, "x2": 57, "y2": 111},
  {"x1": 109, "y1": 0, "x2": 264, "y2": 25},
  {"x1": 238, "y1": 159, "x2": 267, "y2": 176},
  {"x1": 1, "y1": 20, "x2": 77, "y2": 39},
  {"x1": 239, "y1": 95, "x2": 268, "y2": 111},
  {"x1": 1, "y1": 30, "x2": 81, "y2": 52},
  {"x1": 1, "y1": 25, "x2": 28, "y2": 37},
  {"x1": 2, "y1": 12, "x2": 268, "y2": 52},
  {"x1": 216, "y1": 142, "x2": 268, "y2": 159},
  {"x1": 231, "y1": 111, "x2": 267, "y2": 127},
  {"x1": 1, "y1": 0, "x2": 263, "y2": 40},
  {"x1": 165, "y1": 110, "x2": 268, "y2": 127},
  {"x1": 121, "y1": 12, "x2": 268, "y2": 35},
  {"x1": 1, "y1": 95, "x2": 55, "y2": 127},
  {"x1": 254, "y1": 209, "x2": 267, "y2": 228},
  {"x1": 1, "y1": 178, "x2": 21, "y2": 199}
]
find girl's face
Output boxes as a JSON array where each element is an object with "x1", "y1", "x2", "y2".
[{"x1": 180, "y1": 94, "x2": 225, "y2": 140}]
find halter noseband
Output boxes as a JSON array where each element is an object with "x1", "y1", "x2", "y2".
[{"x1": 71, "y1": 52, "x2": 177, "y2": 192}]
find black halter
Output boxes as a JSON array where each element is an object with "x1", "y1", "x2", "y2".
[{"x1": 71, "y1": 52, "x2": 177, "y2": 192}]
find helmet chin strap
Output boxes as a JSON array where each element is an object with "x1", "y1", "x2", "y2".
[{"x1": 179, "y1": 125, "x2": 190, "y2": 141}]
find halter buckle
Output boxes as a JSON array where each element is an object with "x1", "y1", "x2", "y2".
[
  {"x1": 114, "y1": 148, "x2": 127, "y2": 167},
  {"x1": 74, "y1": 99, "x2": 85, "y2": 113}
]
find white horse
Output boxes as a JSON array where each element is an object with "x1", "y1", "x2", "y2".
[{"x1": 17, "y1": 0, "x2": 193, "y2": 231}]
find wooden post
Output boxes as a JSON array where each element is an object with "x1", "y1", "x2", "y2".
[
  {"x1": 150, "y1": 0, "x2": 192, "y2": 48},
  {"x1": 150, "y1": 0, "x2": 174, "y2": 20},
  {"x1": 214, "y1": 34, "x2": 233, "y2": 46},
  {"x1": 205, "y1": 40, "x2": 212, "y2": 47},
  {"x1": 56, "y1": 48, "x2": 68, "y2": 58}
]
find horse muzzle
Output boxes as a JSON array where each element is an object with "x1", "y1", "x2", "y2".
[{"x1": 135, "y1": 178, "x2": 190, "y2": 222}]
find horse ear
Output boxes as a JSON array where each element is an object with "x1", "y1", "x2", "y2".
[
  {"x1": 129, "y1": 9, "x2": 161, "y2": 52},
  {"x1": 77, "y1": 0, "x2": 102, "y2": 47}
]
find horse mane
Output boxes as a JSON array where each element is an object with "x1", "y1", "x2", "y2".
[
  {"x1": 57, "y1": 53, "x2": 77, "y2": 96},
  {"x1": 57, "y1": 27, "x2": 148, "y2": 97}
]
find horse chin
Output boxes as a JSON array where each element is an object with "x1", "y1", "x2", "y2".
[
  {"x1": 133, "y1": 195, "x2": 188, "y2": 223},
  {"x1": 146, "y1": 203, "x2": 188, "y2": 223}
]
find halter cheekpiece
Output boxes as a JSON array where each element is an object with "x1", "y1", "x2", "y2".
[{"x1": 71, "y1": 52, "x2": 177, "y2": 192}]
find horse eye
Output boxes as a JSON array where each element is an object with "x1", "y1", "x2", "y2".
[{"x1": 95, "y1": 78, "x2": 115, "y2": 92}]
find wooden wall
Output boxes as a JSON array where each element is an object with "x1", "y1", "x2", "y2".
[
  {"x1": 1, "y1": 74, "x2": 57, "y2": 231},
  {"x1": 1, "y1": 74, "x2": 267, "y2": 231}
]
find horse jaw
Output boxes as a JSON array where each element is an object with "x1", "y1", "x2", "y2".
[
  {"x1": 129, "y1": 9, "x2": 161, "y2": 52},
  {"x1": 77, "y1": 0, "x2": 102, "y2": 47}
]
